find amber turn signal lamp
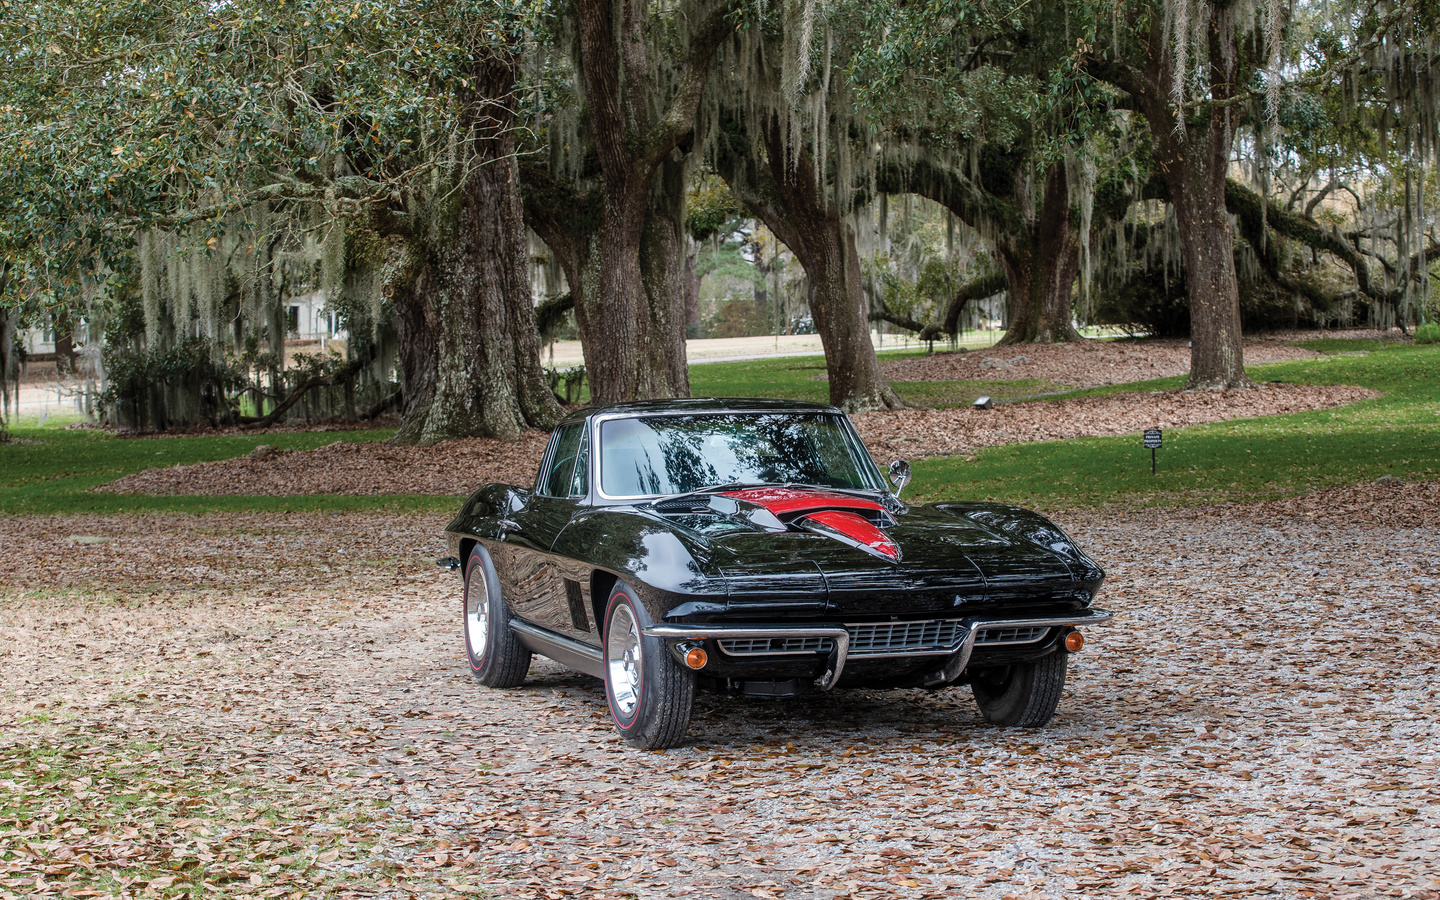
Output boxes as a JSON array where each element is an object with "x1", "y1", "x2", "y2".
[
  {"x1": 684, "y1": 647, "x2": 708, "y2": 669},
  {"x1": 1064, "y1": 631, "x2": 1085, "y2": 652}
]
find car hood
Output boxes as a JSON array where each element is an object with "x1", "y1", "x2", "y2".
[{"x1": 652, "y1": 492, "x2": 1098, "y2": 616}]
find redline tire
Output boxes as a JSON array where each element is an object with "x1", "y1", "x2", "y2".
[
  {"x1": 463, "y1": 544, "x2": 530, "y2": 688},
  {"x1": 603, "y1": 583, "x2": 694, "y2": 749}
]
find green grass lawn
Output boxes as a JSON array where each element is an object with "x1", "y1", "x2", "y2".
[
  {"x1": 688, "y1": 353, "x2": 1069, "y2": 408},
  {"x1": 912, "y1": 343, "x2": 1440, "y2": 508},
  {"x1": 3, "y1": 340, "x2": 1436, "y2": 514},
  {"x1": 0, "y1": 426, "x2": 449, "y2": 516}
]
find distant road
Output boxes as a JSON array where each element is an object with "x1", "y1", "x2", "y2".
[
  {"x1": 11, "y1": 330, "x2": 1008, "y2": 419},
  {"x1": 539, "y1": 330, "x2": 1002, "y2": 368}
]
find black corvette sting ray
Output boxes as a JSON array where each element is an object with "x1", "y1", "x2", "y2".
[{"x1": 440, "y1": 398, "x2": 1111, "y2": 748}]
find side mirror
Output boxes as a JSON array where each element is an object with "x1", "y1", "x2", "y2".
[{"x1": 888, "y1": 459, "x2": 912, "y2": 498}]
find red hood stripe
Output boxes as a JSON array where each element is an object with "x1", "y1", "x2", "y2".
[
  {"x1": 719, "y1": 487, "x2": 884, "y2": 517},
  {"x1": 799, "y1": 510, "x2": 901, "y2": 561}
]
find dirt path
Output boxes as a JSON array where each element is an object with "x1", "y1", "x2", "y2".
[{"x1": 3, "y1": 509, "x2": 1437, "y2": 898}]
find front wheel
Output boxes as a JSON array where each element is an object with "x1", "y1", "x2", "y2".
[
  {"x1": 463, "y1": 544, "x2": 531, "y2": 688},
  {"x1": 970, "y1": 650, "x2": 1068, "y2": 727},
  {"x1": 603, "y1": 583, "x2": 694, "y2": 749}
]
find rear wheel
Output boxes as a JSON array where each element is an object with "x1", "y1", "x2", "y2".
[
  {"x1": 603, "y1": 583, "x2": 694, "y2": 749},
  {"x1": 970, "y1": 650, "x2": 1068, "y2": 727},
  {"x1": 463, "y1": 544, "x2": 530, "y2": 688}
]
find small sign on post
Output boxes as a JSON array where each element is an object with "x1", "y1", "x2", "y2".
[{"x1": 1143, "y1": 428, "x2": 1162, "y2": 475}]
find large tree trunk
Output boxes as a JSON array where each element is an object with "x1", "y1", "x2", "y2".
[
  {"x1": 1099, "y1": 6, "x2": 1248, "y2": 388},
  {"x1": 640, "y1": 153, "x2": 693, "y2": 397},
  {"x1": 750, "y1": 118, "x2": 904, "y2": 412},
  {"x1": 560, "y1": 0, "x2": 732, "y2": 404},
  {"x1": 877, "y1": 155, "x2": 1082, "y2": 345},
  {"x1": 0, "y1": 285, "x2": 13, "y2": 439},
  {"x1": 52, "y1": 305, "x2": 81, "y2": 376},
  {"x1": 995, "y1": 165, "x2": 1082, "y2": 344},
  {"x1": 390, "y1": 53, "x2": 562, "y2": 445},
  {"x1": 1167, "y1": 160, "x2": 1246, "y2": 387}
]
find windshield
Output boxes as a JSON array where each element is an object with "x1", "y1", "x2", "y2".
[{"x1": 598, "y1": 412, "x2": 882, "y2": 498}]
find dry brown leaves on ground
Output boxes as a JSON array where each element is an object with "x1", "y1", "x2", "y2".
[
  {"x1": 98, "y1": 431, "x2": 552, "y2": 497},
  {"x1": 853, "y1": 382, "x2": 1377, "y2": 459},
  {"x1": 98, "y1": 384, "x2": 1376, "y2": 497},
  {"x1": 2, "y1": 509, "x2": 1438, "y2": 899},
  {"x1": 1191, "y1": 479, "x2": 1440, "y2": 530},
  {"x1": 880, "y1": 331, "x2": 1404, "y2": 389}
]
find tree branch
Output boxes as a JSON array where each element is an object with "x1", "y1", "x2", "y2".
[
  {"x1": 869, "y1": 272, "x2": 1008, "y2": 339},
  {"x1": 643, "y1": 1, "x2": 739, "y2": 168}
]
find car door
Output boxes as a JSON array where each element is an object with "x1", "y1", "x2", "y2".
[{"x1": 499, "y1": 422, "x2": 588, "y2": 635}]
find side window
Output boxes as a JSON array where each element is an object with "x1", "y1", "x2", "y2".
[
  {"x1": 541, "y1": 423, "x2": 584, "y2": 497},
  {"x1": 568, "y1": 429, "x2": 590, "y2": 497}
]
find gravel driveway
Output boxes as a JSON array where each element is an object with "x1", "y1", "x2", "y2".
[{"x1": 2, "y1": 509, "x2": 1437, "y2": 899}]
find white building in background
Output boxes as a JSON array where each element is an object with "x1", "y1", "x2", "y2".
[
  {"x1": 285, "y1": 290, "x2": 345, "y2": 343},
  {"x1": 20, "y1": 316, "x2": 57, "y2": 356},
  {"x1": 14, "y1": 291, "x2": 345, "y2": 360}
]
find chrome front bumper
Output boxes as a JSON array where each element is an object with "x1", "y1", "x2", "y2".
[{"x1": 644, "y1": 608, "x2": 1114, "y2": 691}]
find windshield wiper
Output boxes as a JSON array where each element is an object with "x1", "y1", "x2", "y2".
[{"x1": 649, "y1": 482, "x2": 775, "y2": 507}]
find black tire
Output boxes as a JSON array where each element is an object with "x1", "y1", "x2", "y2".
[
  {"x1": 602, "y1": 583, "x2": 695, "y2": 749},
  {"x1": 463, "y1": 544, "x2": 531, "y2": 688},
  {"x1": 970, "y1": 650, "x2": 1068, "y2": 727}
]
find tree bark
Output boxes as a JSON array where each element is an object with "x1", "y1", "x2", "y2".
[
  {"x1": 995, "y1": 164, "x2": 1083, "y2": 344},
  {"x1": 52, "y1": 305, "x2": 81, "y2": 376},
  {"x1": 640, "y1": 153, "x2": 694, "y2": 397},
  {"x1": 0, "y1": 281, "x2": 13, "y2": 438},
  {"x1": 1091, "y1": 6, "x2": 1249, "y2": 388},
  {"x1": 388, "y1": 51, "x2": 563, "y2": 445},
  {"x1": 718, "y1": 115, "x2": 905, "y2": 412},
  {"x1": 556, "y1": 0, "x2": 734, "y2": 404},
  {"x1": 877, "y1": 155, "x2": 1081, "y2": 345}
]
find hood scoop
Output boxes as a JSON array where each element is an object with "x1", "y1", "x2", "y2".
[
  {"x1": 794, "y1": 510, "x2": 902, "y2": 562},
  {"x1": 706, "y1": 487, "x2": 901, "y2": 561}
]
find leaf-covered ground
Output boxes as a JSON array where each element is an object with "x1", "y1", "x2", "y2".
[
  {"x1": 93, "y1": 383, "x2": 1373, "y2": 498},
  {"x1": 877, "y1": 333, "x2": 1394, "y2": 388},
  {"x1": 3, "y1": 509, "x2": 1437, "y2": 899}
]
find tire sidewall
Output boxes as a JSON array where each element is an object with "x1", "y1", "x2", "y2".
[
  {"x1": 603, "y1": 585, "x2": 648, "y2": 735},
  {"x1": 464, "y1": 545, "x2": 501, "y2": 676},
  {"x1": 972, "y1": 663, "x2": 1026, "y2": 720},
  {"x1": 972, "y1": 649, "x2": 1068, "y2": 727}
]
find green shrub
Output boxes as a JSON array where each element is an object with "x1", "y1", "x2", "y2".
[
  {"x1": 1415, "y1": 323, "x2": 1440, "y2": 344},
  {"x1": 102, "y1": 338, "x2": 246, "y2": 432}
]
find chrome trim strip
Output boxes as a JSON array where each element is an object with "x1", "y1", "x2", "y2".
[
  {"x1": 930, "y1": 610, "x2": 1115, "y2": 686},
  {"x1": 509, "y1": 620, "x2": 605, "y2": 679},
  {"x1": 643, "y1": 624, "x2": 851, "y2": 690},
  {"x1": 644, "y1": 609, "x2": 1113, "y2": 691}
]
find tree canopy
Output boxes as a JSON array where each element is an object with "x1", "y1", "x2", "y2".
[{"x1": 3, "y1": 0, "x2": 1438, "y2": 436}]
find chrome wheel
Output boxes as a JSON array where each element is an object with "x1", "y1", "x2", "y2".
[
  {"x1": 465, "y1": 564, "x2": 491, "y2": 663},
  {"x1": 461, "y1": 544, "x2": 529, "y2": 688},
  {"x1": 606, "y1": 603, "x2": 643, "y2": 719}
]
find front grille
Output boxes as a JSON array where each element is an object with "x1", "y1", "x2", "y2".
[
  {"x1": 718, "y1": 636, "x2": 833, "y2": 655},
  {"x1": 714, "y1": 619, "x2": 1053, "y2": 659},
  {"x1": 847, "y1": 619, "x2": 967, "y2": 655},
  {"x1": 975, "y1": 625, "x2": 1050, "y2": 645}
]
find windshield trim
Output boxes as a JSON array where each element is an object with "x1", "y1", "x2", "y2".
[{"x1": 591, "y1": 408, "x2": 887, "y2": 501}]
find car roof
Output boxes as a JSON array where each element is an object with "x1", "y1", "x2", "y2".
[{"x1": 558, "y1": 397, "x2": 843, "y2": 426}]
